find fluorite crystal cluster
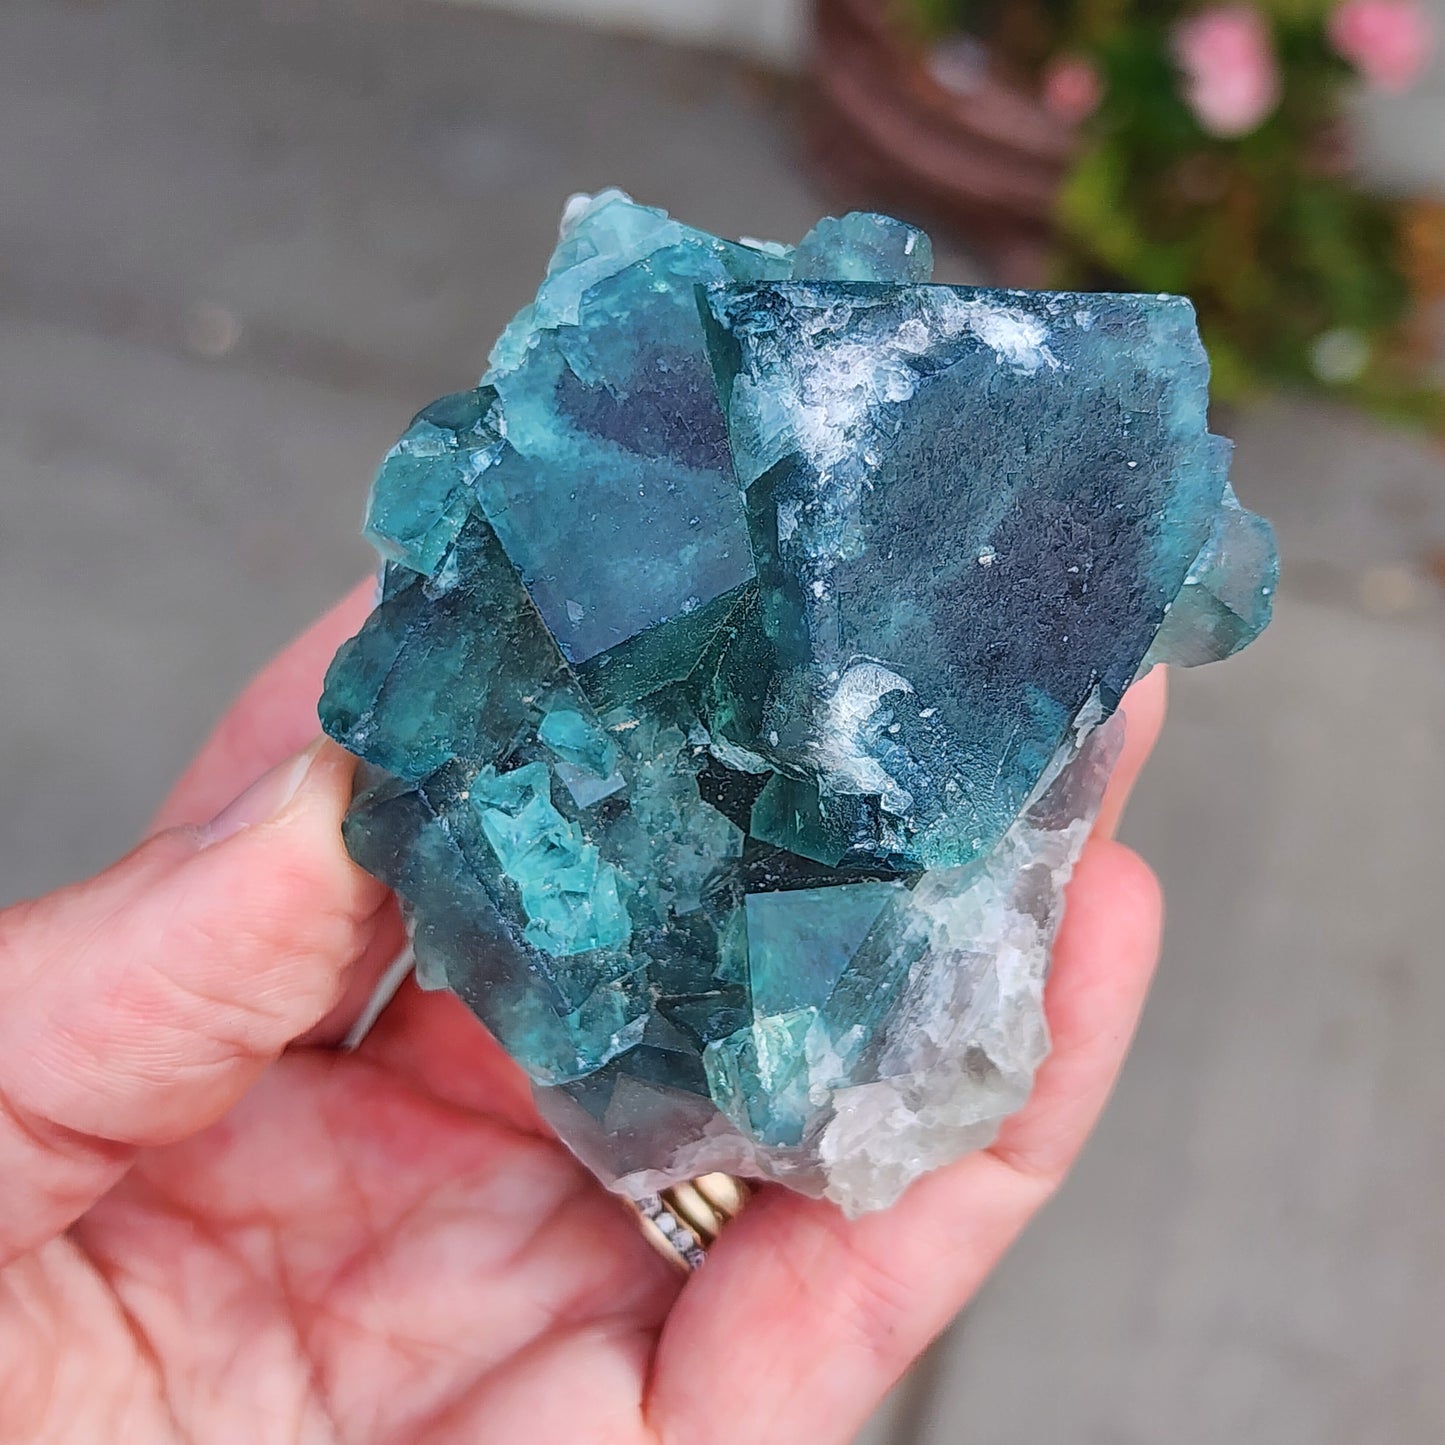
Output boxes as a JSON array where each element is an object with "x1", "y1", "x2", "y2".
[{"x1": 320, "y1": 192, "x2": 1276, "y2": 1213}]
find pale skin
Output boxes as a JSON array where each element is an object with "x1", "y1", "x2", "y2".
[{"x1": 0, "y1": 583, "x2": 1167, "y2": 1445}]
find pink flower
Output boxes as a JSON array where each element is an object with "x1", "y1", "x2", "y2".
[
  {"x1": 1042, "y1": 55, "x2": 1104, "y2": 124},
  {"x1": 1172, "y1": 6, "x2": 1282, "y2": 137},
  {"x1": 1330, "y1": 0, "x2": 1435, "y2": 92}
]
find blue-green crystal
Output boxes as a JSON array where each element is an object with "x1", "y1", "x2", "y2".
[
  {"x1": 703, "y1": 1007, "x2": 818, "y2": 1147},
  {"x1": 341, "y1": 765, "x2": 647, "y2": 1084},
  {"x1": 470, "y1": 762, "x2": 632, "y2": 958},
  {"x1": 1144, "y1": 482, "x2": 1280, "y2": 668},
  {"x1": 698, "y1": 281, "x2": 1246, "y2": 872},
  {"x1": 789, "y1": 211, "x2": 935, "y2": 283},
  {"x1": 538, "y1": 709, "x2": 619, "y2": 780},
  {"x1": 363, "y1": 389, "x2": 505, "y2": 576},
  {"x1": 319, "y1": 193, "x2": 1275, "y2": 1212},
  {"x1": 744, "y1": 881, "x2": 906, "y2": 1017}
]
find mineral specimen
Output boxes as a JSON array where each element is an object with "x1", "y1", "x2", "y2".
[{"x1": 319, "y1": 191, "x2": 1276, "y2": 1214}]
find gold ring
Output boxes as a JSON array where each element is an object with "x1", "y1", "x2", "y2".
[{"x1": 630, "y1": 1173, "x2": 751, "y2": 1271}]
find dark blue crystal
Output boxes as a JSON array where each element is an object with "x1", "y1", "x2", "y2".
[
  {"x1": 318, "y1": 193, "x2": 1275, "y2": 1208},
  {"x1": 698, "y1": 281, "x2": 1239, "y2": 871}
]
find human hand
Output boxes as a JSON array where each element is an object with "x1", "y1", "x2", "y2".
[{"x1": 1, "y1": 584, "x2": 1165, "y2": 1445}]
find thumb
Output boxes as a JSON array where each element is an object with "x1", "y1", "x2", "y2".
[{"x1": 0, "y1": 739, "x2": 385, "y2": 1265}]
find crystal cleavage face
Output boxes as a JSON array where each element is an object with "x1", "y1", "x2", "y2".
[{"x1": 319, "y1": 192, "x2": 1276, "y2": 1214}]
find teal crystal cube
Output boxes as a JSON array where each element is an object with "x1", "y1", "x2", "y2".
[{"x1": 320, "y1": 192, "x2": 1276, "y2": 1212}]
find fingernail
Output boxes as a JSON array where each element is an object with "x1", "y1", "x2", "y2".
[{"x1": 200, "y1": 739, "x2": 327, "y2": 846}]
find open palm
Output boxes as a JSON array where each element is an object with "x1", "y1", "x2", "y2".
[{"x1": 2, "y1": 585, "x2": 1165, "y2": 1445}]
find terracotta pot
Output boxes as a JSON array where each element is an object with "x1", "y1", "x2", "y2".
[{"x1": 809, "y1": 0, "x2": 1077, "y2": 284}]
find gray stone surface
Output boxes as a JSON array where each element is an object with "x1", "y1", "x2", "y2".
[{"x1": 2, "y1": 2, "x2": 1442, "y2": 1442}]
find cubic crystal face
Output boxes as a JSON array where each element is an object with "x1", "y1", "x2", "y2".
[{"x1": 319, "y1": 192, "x2": 1276, "y2": 1213}]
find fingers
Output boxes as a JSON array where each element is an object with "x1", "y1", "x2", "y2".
[
  {"x1": 152, "y1": 578, "x2": 403, "y2": 1049},
  {"x1": 1095, "y1": 665, "x2": 1169, "y2": 840},
  {"x1": 290, "y1": 894, "x2": 409, "y2": 1050},
  {"x1": 151, "y1": 578, "x2": 377, "y2": 832},
  {"x1": 647, "y1": 839, "x2": 1163, "y2": 1445},
  {"x1": 0, "y1": 740, "x2": 386, "y2": 1266}
]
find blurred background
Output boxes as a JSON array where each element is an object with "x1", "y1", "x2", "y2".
[{"x1": 2, "y1": 0, "x2": 1442, "y2": 1439}]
